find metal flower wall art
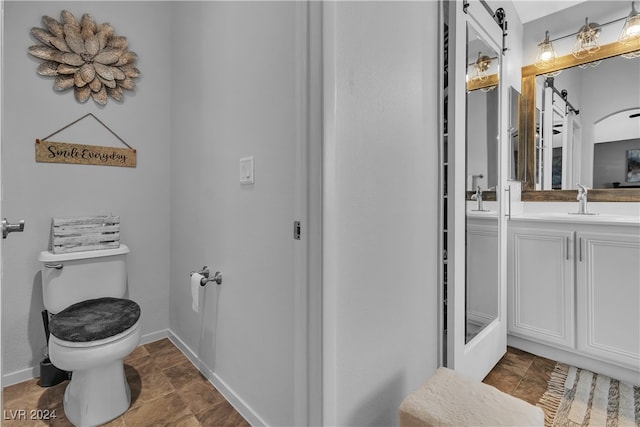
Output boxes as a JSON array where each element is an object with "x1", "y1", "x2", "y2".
[{"x1": 28, "y1": 11, "x2": 140, "y2": 105}]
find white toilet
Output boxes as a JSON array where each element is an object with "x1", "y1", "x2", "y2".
[{"x1": 39, "y1": 244, "x2": 141, "y2": 427}]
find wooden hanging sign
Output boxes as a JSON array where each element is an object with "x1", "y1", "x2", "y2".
[
  {"x1": 35, "y1": 139, "x2": 137, "y2": 168},
  {"x1": 35, "y1": 113, "x2": 137, "y2": 168}
]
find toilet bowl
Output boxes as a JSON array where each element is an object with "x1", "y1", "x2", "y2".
[
  {"x1": 49, "y1": 319, "x2": 142, "y2": 427},
  {"x1": 39, "y1": 244, "x2": 141, "y2": 427}
]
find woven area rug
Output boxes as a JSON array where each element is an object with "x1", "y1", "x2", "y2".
[{"x1": 537, "y1": 363, "x2": 640, "y2": 427}]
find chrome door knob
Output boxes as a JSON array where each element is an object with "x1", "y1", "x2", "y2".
[{"x1": 2, "y1": 218, "x2": 25, "y2": 239}]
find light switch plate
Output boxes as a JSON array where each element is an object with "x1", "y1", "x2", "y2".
[{"x1": 239, "y1": 156, "x2": 255, "y2": 184}]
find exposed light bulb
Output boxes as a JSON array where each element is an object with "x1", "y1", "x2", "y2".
[
  {"x1": 535, "y1": 31, "x2": 558, "y2": 70},
  {"x1": 626, "y1": 22, "x2": 640, "y2": 37},
  {"x1": 539, "y1": 50, "x2": 553, "y2": 61},
  {"x1": 620, "y1": 1, "x2": 640, "y2": 45}
]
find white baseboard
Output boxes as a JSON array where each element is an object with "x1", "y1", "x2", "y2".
[
  {"x1": 2, "y1": 330, "x2": 170, "y2": 387},
  {"x1": 167, "y1": 330, "x2": 266, "y2": 427},
  {"x1": 2, "y1": 366, "x2": 39, "y2": 387},
  {"x1": 140, "y1": 328, "x2": 169, "y2": 346}
]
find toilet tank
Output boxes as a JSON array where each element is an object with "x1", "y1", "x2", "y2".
[{"x1": 39, "y1": 244, "x2": 130, "y2": 314}]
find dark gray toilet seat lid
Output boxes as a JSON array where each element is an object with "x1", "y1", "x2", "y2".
[{"x1": 49, "y1": 297, "x2": 141, "y2": 342}]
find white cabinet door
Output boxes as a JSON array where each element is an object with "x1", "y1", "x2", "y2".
[
  {"x1": 508, "y1": 226, "x2": 575, "y2": 348},
  {"x1": 576, "y1": 231, "x2": 640, "y2": 370}
]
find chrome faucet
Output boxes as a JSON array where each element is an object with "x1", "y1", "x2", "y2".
[
  {"x1": 471, "y1": 186, "x2": 484, "y2": 211},
  {"x1": 576, "y1": 184, "x2": 588, "y2": 214}
]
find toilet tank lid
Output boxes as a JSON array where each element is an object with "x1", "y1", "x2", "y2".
[{"x1": 39, "y1": 244, "x2": 129, "y2": 262}]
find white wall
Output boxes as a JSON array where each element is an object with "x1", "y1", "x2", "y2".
[
  {"x1": 323, "y1": 2, "x2": 440, "y2": 425},
  {"x1": 168, "y1": 2, "x2": 300, "y2": 426},
  {"x1": 2, "y1": 1, "x2": 172, "y2": 382}
]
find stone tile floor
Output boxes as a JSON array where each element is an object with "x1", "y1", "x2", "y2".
[
  {"x1": 482, "y1": 345, "x2": 558, "y2": 405},
  {"x1": 3, "y1": 338, "x2": 250, "y2": 427},
  {"x1": 4, "y1": 342, "x2": 556, "y2": 426}
]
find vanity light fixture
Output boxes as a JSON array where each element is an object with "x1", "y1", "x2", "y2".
[
  {"x1": 535, "y1": 3, "x2": 640, "y2": 67},
  {"x1": 619, "y1": 1, "x2": 640, "y2": 44},
  {"x1": 619, "y1": 1, "x2": 640, "y2": 58},
  {"x1": 467, "y1": 52, "x2": 498, "y2": 92},
  {"x1": 535, "y1": 31, "x2": 558, "y2": 69},
  {"x1": 572, "y1": 18, "x2": 601, "y2": 59},
  {"x1": 472, "y1": 51, "x2": 492, "y2": 82},
  {"x1": 534, "y1": 31, "x2": 563, "y2": 76}
]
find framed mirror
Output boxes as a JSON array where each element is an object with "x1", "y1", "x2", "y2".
[
  {"x1": 465, "y1": 22, "x2": 500, "y2": 343},
  {"x1": 519, "y1": 13, "x2": 640, "y2": 201}
]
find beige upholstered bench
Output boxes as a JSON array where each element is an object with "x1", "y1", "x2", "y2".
[{"x1": 399, "y1": 367, "x2": 544, "y2": 426}]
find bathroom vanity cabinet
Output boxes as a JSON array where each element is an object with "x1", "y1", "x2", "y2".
[{"x1": 507, "y1": 218, "x2": 640, "y2": 377}]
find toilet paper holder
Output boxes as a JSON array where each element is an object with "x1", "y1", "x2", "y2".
[{"x1": 190, "y1": 266, "x2": 222, "y2": 286}]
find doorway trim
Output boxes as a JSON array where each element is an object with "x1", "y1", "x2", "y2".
[
  {"x1": 294, "y1": 1, "x2": 323, "y2": 426},
  {"x1": 1, "y1": 0, "x2": 5, "y2": 407}
]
